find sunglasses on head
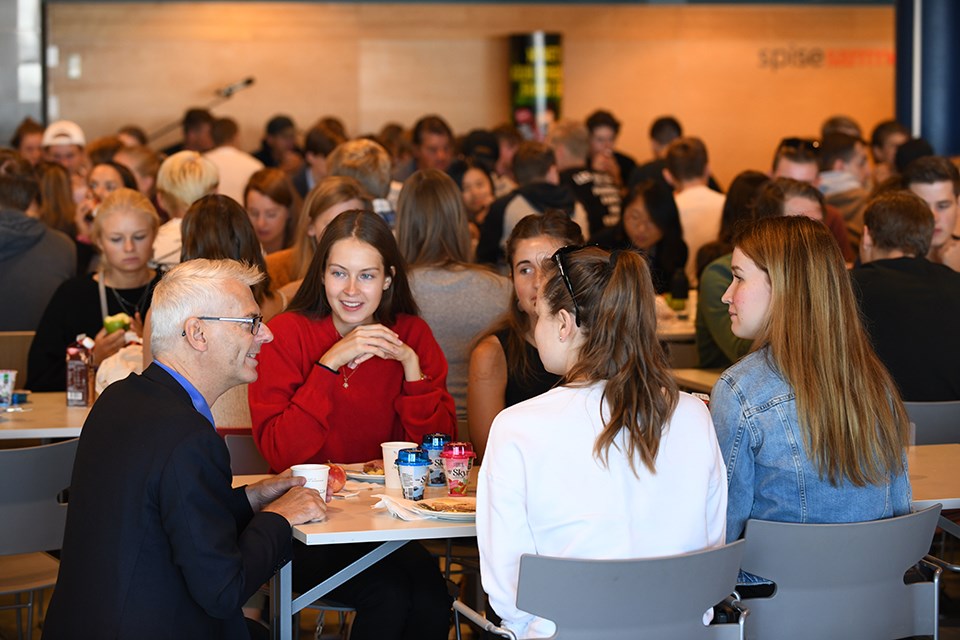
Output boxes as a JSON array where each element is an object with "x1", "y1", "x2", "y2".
[
  {"x1": 777, "y1": 137, "x2": 821, "y2": 156},
  {"x1": 551, "y1": 245, "x2": 584, "y2": 327}
]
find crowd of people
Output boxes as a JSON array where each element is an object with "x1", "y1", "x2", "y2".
[{"x1": 2, "y1": 105, "x2": 958, "y2": 639}]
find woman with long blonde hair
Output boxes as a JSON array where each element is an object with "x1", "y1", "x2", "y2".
[
  {"x1": 477, "y1": 245, "x2": 726, "y2": 639},
  {"x1": 712, "y1": 215, "x2": 911, "y2": 547}
]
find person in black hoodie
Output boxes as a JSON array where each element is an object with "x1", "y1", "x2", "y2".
[
  {"x1": 476, "y1": 141, "x2": 588, "y2": 266},
  {"x1": 0, "y1": 150, "x2": 75, "y2": 330}
]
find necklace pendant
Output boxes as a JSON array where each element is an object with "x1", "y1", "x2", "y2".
[{"x1": 343, "y1": 381, "x2": 349, "y2": 388}]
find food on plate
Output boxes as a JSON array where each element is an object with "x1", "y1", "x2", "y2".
[
  {"x1": 417, "y1": 499, "x2": 476, "y2": 514},
  {"x1": 103, "y1": 312, "x2": 133, "y2": 334},
  {"x1": 363, "y1": 459, "x2": 385, "y2": 475},
  {"x1": 327, "y1": 463, "x2": 346, "y2": 494}
]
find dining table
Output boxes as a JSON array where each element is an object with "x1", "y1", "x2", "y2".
[
  {"x1": 233, "y1": 471, "x2": 478, "y2": 640},
  {"x1": 0, "y1": 392, "x2": 89, "y2": 440}
]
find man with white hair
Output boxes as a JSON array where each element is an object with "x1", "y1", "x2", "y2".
[{"x1": 44, "y1": 259, "x2": 326, "y2": 640}]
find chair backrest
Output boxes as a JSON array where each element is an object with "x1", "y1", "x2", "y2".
[
  {"x1": 740, "y1": 504, "x2": 941, "y2": 640},
  {"x1": 224, "y1": 433, "x2": 270, "y2": 474},
  {"x1": 0, "y1": 438, "x2": 78, "y2": 555},
  {"x1": 0, "y1": 330, "x2": 34, "y2": 383},
  {"x1": 904, "y1": 400, "x2": 960, "y2": 445},
  {"x1": 516, "y1": 541, "x2": 745, "y2": 639}
]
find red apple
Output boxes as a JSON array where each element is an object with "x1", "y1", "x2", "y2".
[{"x1": 327, "y1": 463, "x2": 347, "y2": 496}]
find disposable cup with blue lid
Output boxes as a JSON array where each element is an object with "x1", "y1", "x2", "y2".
[
  {"x1": 396, "y1": 447, "x2": 430, "y2": 501},
  {"x1": 421, "y1": 433, "x2": 451, "y2": 487}
]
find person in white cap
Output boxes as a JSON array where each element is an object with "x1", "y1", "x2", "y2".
[{"x1": 42, "y1": 120, "x2": 87, "y2": 177}]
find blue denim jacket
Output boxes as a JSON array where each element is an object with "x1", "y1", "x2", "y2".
[{"x1": 711, "y1": 348, "x2": 912, "y2": 544}]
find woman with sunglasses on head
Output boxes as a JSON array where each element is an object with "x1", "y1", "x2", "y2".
[
  {"x1": 477, "y1": 245, "x2": 727, "y2": 639},
  {"x1": 249, "y1": 209, "x2": 455, "y2": 640},
  {"x1": 711, "y1": 216, "x2": 910, "y2": 558},
  {"x1": 468, "y1": 211, "x2": 583, "y2": 459}
]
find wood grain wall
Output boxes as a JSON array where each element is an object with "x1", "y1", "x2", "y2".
[{"x1": 47, "y1": 3, "x2": 895, "y2": 186}]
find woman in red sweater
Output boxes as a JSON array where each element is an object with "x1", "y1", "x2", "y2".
[
  {"x1": 249, "y1": 209, "x2": 456, "y2": 640},
  {"x1": 250, "y1": 208, "x2": 457, "y2": 469}
]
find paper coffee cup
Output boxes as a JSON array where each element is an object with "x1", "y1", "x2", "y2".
[
  {"x1": 291, "y1": 464, "x2": 330, "y2": 495},
  {"x1": 381, "y1": 441, "x2": 417, "y2": 489}
]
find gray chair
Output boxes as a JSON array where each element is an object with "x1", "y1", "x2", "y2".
[
  {"x1": 0, "y1": 438, "x2": 78, "y2": 640},
  {"x1": 224, "y1": 433, "x2": 271, "y2": 475},
  {"x1": 904, "y1": 400, "x2": 960, "y2": 445},
  {"x1": 454, "y1": 541, "x2": 747, "y2": 639},
  {"x1": 739, "y1": 504, "x2": 942, "y2": 640}
]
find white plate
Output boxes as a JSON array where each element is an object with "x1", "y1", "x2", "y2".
[
  {"x1": 410, "y1": 497, "x2": 477, "y2": 521},
  {"x1": 342, "y1": 463, "x2": 385, "y2": 484}
]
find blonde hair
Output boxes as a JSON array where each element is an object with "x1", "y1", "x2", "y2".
[
  {"x1": 92, "y1": 187, "x2": 161, "y2": 243},
  {"x1": 327, "y1": 139, "x2": 392, "y2": 198},
  {"x1": 292, "y1": 176, "x2": 371, "y2": 279},
  {"x1": 541, "y1": 247, "x2": 678, "y2": 475},
  {"x1": 737, "y1": 216, "x2": 908, "y2": 486},
  {"x1": 156, "y1": 151, "x2": 218, "y2": 217},
  {"x1": 396, "y1": 169, "x2": 471, "y2": 267},
  {"x1": 549, "y1": 119, "x2": 590, "y2": 161}
]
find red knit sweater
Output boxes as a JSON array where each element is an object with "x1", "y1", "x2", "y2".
[{"x1": 249, "y1": 312, "x2": 457, "y2": 471}]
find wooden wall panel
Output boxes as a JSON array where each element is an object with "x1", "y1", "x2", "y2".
[{"x1": 47, "y1": 3, "x2": 894, "y2": 186}]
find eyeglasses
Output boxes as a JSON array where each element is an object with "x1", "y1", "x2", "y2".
[
  {"x1": 197, "y1": 315, "x2": 264, "y2": 335},
  {"x1": 552, "y1": 245, "x2": 583, "y2": 327},
  {"x1": 777, "y1": 137, "x2": 821, "y2": 157}
]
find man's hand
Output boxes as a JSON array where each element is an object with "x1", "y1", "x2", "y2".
[
  {"x1": 247, "y1": 471, "x2": 328, "y2": 525},
  {"x1": 262, "y1": 485, "x2": 328, "y2": 526}
]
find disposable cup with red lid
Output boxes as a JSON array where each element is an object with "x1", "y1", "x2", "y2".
[{"x1": 440, "y1": 442, "x2": 476, "y2": 495}]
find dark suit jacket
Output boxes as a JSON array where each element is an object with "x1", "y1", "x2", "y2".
[{"x1": 43, "y1": 364, "x2": 292, "y2": 639}]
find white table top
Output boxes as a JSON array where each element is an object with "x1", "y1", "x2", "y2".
[
  {"x1": 909, "y1": 444, "x2": 960, "y2": 510},
  {"x1": 0, "y1": 392, "x2": 89, "y2": 439},
  {"x1": 234, "y1": 474, "x2": 477, "y2": 546}
]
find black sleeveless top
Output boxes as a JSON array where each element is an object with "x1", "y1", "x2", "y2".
[{"x1": 495, "y1": 329, "x2": 562, "y2": 408}]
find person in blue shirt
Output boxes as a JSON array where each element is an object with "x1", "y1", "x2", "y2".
[{"x1": 710, "y1": 216, "x2": 912, "y2": 547}]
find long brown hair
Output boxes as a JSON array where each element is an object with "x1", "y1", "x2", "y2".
[
  {"x1": 541, "y1": 247, "x2": 679, "y2": 475},
  {"x1": 287, "y1": 210, "x2": 419, "y2": 324},
  {"x1": 181, "y1": 194, "x2": 275, "y2": 306},
  {"x1": 292, "y1": 176, "x2": 372, "y2": 280},
  {"x1": 396, "y1": 169, "x2": 473, "y2": 267},
  {"x1": 244, "y1": 167, "x2": 303, "y2": 251},
  {"x1": 736, "y1": 216, "x2": 909, "y2": 486},
  {"x1": 35, "y1": 161, "x2": 77, "y2": 236},
  {"x1": 477, "y1": 211, "x2": 583, "y2": 383}
]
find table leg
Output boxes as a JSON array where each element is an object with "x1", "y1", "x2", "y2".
[
  {"x1": 293, "y1": 540, "x2": 408, "y2": 612},
  {"x1": 270, "y1": 559, "x2": 293, "y2": 640},
  {"x1": 269, "y1": 539, "x2": 410, "y2": 639}
]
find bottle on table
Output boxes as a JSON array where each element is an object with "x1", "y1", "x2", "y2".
[{"x1": 66, "y1": 334, "x2": 96, "y2": 407}]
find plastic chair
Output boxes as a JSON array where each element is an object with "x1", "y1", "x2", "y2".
[
  {"x1": 0, "y1": 438, "x2": 78, "y2": 640},
  {"x1": 454, "y1": 541, "x2": 747, "y2": 639},
  {"x1": 738, "y1": 504, "x2": 942, "y2": 640},
  {"x1": 0, "y1": 330, "x2": 34, "y2": 383},
  {"x1": 904, "y1": 400, "x2": 960, "y2": 445},
  {"x1": 224, "y1": 433, "x2": 271, "y2": 475}
]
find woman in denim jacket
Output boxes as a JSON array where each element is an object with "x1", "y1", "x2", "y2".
[{"x1": 710, "y1": 216, "x2": 912, "y2": 546}]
